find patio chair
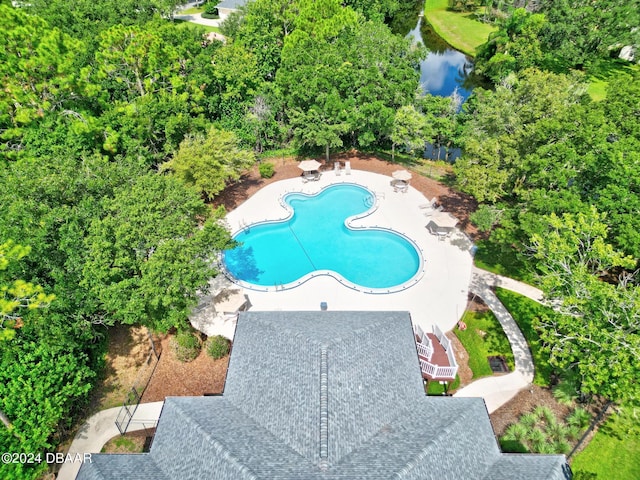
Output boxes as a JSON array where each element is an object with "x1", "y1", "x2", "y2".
[
  {"x1": 345, "y1": 161, "x2": 351, "y2": 175},
  {"x1": 419, "y1": 199, "x2": 436, "y2": 209},
  {"x1": 334, "y1": 162, "x2": 341, "y2": 176}
]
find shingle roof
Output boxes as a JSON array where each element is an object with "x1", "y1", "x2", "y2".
[{"x1": 77, "y1": 311, "x2": 571, "y2": 480}]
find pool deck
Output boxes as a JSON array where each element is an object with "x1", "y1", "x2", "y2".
[{"x1": 222, "y1": 169, "x2": 474, "y2": 336}]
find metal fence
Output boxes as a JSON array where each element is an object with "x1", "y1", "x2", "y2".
[{"x1": 115, "y1": 331, "x2": 161, "y2": 435}]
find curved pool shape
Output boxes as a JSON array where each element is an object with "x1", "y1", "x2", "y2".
[{"x1": 223, "y1": 184, "x2": 422, "y2": 290}]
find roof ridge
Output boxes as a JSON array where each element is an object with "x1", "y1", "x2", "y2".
[{"x1": 319, "y1": 345, "x2": 329, "y2": 461}]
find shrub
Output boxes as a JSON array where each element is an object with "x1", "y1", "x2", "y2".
[
  {"x1": 259, "y1": 162, "x2": 275, "y2": 178},
  {"x1": 553, "y1": 372, "x2": 581, "y2": 405},
  {"x1": 470, "y1": 204, "x2": 503, "y2": 232},
  {"x1": 206, "y1": 335, "x2": 230, "y2": 359},
  {"x1": 202, "y1": 3, "x2": 219, "y2": 18},
  {"x1": 171, "y1": 330, "x2": 201, "y2": 362}
]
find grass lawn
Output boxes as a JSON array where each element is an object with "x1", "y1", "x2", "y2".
[
  {"x1": 179, "y1": 6, "x2": 205, "y2": 14},
  {"x1": 585, "y1": 60, "x2": 640, "y2": 101},
  {"x1": 473, "y1": 239, "x2": 531, "y2": 282},
  {"x1": 423, "y1": 0, "x2": 496, "y2": 56},
  {"x1": 571, "y1": 415, "x2": 640, "y2": 479},
  {"x1": 455, "y1": 310, "x2": 513, "y2": 378},
  {"x1": 495, "y1": 288, "x2": 553, "y2": 386},
  {"x1": 427, "y1": 375, "x2": 460, "y2": 395}
]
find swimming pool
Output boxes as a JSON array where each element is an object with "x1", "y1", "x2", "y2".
[{"x1": 223, "y1": 184, "x2": 423, "y2": 291}]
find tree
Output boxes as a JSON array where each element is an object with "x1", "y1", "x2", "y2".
[
  {"x1": 81, "y1": 174, "x2": 235, "y2": 331},
  {"x1": 475, "y1": 8, "x2": 546, "y2": 81},
  {"x1": 0, "y1": 6, "x2": 88, "y2": 156},
  {"x1": 454, "y1": 69, "x2": 587, "y2": 202},
  {"x1": 0, "y1": 241, "x2": 55, "y2": 341},
  {"x1": 390, "y1": 105, "x2": 428, "y2": 161},
  {"x1": 537, "y1": 0, "x2": 640, "y2": 70},
  {"x1": 161, "y1": 126, "x2": 255, "y2": 199},
  {"x1": 276, "y1": 0, "x2": 420, "y2": 157},
  {"x1": 0, "y1": 334, "x2": 97, "y2": 480},
  {"x1": 529, "y1": 207, "x2": 639, "y2": 403}
]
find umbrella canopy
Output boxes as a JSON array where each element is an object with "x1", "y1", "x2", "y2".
[
  {"x1": 298, "y1": 159, "x2": 322, "y2": 172},
  {"x1": 392, "y1": 169, "x2": 412, "y2": 181},
  {"x1": 431, "y1": 211, "x2": 459, "y2": 229}
]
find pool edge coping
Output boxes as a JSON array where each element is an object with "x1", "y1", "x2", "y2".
[{"x1": 220, "y1": 182, "x2": 427, "y2": 295}]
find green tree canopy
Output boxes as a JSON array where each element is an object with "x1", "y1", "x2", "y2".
[
  {"x1": 0, "y1": 241, "x2": 55, "y2": 341},
  {"x1": 530, "y1": 208, "x2": 639, "y2": 403},
  {"x1": 81, "y1": 174, "x2": 234, "y2": 331},
  {"x1": 276, "y1": 0, "x2": 420, "y2": 158},
  {"x1": 161, "y1": 126, "x2": 255, "y2": 199}
]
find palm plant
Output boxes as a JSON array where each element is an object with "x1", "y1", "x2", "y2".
[
  {"x1": 503, "y1": 422, "x2": 529, "y2": 444},
  {"x1": 545, "y1": 421, "x2": 568, "y2": 443},
  {"x1": 520, "y1": 412, "x2": 540, "y2": 430},
  {"x1": 528, "y1": 427, "x2": 547, "y2": 453},
  {"x1": 566, "y1": 407, "x2": 592, "y2": 431},
  {"x1": 534, "y1": 405, "x2": 556, "y2": 427}
]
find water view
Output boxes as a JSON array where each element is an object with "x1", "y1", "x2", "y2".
[{"x1": 407, "y1": 14, "x2": 485, "y2": 102}]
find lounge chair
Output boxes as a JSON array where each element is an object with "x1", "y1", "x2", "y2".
[{"x1": 345, "y1": 161, "x2": 351, "y2": 175}]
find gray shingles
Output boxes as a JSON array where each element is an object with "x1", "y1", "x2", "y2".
[{"x1": 78, "y1": 311, "x2": 571, "y2": 480}]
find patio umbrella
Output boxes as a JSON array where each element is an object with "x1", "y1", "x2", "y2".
[
  {"x1": 431, "y1": 211, "x2": 459, "y2": 229},
  {"x1": 392, "y1": 169, "x2": 412, "y2": 181},
  {"x1": 298, "y1": 159, "x2": 322, "y2": 172}
]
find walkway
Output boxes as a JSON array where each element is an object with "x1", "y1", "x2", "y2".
[
  {"x1": 471, "y1": 266, "x2": 544, "y2": 302},
  {"x1": 173, "y1": 2, "x2": 222, "y2": 28},
  {"x1": 453, "y1": 267, "x2": 538, "y2": 413},
  {"x1": 56, "y1": 402, "x2": 164, "y2": 480}
]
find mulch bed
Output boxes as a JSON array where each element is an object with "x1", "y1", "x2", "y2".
[
  {"x1": 140, "y1": 333, "x2": 230, "y2": 402},
  {"x1": 490, "y1": 385, "x2": 573, "y2": 437}
]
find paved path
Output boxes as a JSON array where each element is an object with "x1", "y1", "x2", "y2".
[
  {"x1": 174, "y1": 2, "x2": 222, "y2": 27},
  {"x1": 453, "y1": 268, "x2": 538, "y2": 413},
  {"x1": 57, "y1": 402, "x2": 164, "y2": 480},
  {"x1": 472, "y1": 266, "x2": 544, "y2": 302}
]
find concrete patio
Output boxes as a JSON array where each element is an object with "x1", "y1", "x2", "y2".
[{"x1": 215, "y1": 169, "x2": 474, "y2": 337}]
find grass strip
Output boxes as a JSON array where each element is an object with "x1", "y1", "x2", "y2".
[
  {"x1": 571, "y1": 414, "x2": 640, "y2": 479},
  {"x1": 494, "y1": 287, "x2": 554, "y2": 386}
]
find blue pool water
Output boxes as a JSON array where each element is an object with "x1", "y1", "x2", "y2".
[{"x1": 223, "y1": 185, "x2": 421, "y2": 289}]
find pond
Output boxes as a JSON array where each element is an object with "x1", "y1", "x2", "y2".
[{"x1": 406, "y1": 14, "x2": 488, "y2": 102}]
